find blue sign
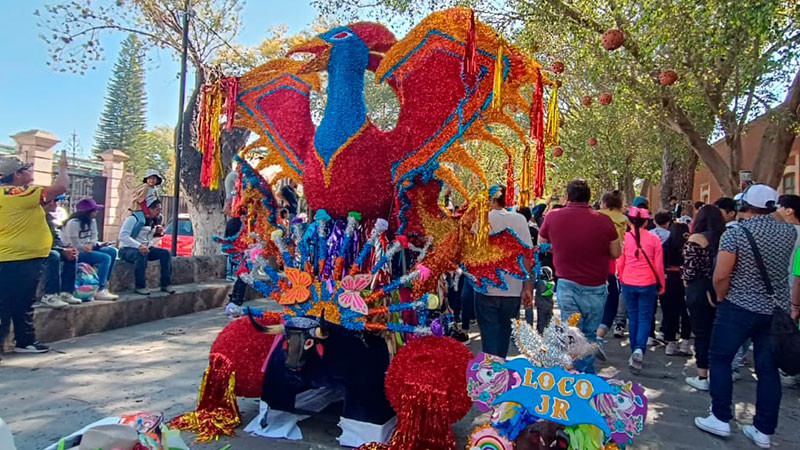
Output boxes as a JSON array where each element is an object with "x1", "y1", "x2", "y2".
[{"x1": 494, "y1": 359, "x2": 614, "y2": 435}]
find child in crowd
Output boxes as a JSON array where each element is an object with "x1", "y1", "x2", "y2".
[
  {"x1": 131, "y1": 170, "x2": 163, "y2": 224},
  {"x1": 652, "y1": 211, "x2": 672, "y2": 244}
]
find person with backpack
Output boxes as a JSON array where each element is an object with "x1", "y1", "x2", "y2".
[
  {"x1": 683, "y1": 205, "x2": 727, "y2": 391},
  {"x1": 694, "y1": 185, "x2": 796, "y2": 449},
  {"x1": 617, "y1": 206, "x2": 665, "y2": 374},
  {"x1": 118, "y1": 199, "x2": 176, "y2": 296},
  {"x1": 62, "y1": 198, "x2": 119, "y2": 301}
]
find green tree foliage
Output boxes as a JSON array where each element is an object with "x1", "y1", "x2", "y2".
[
  {"x1": 94, "y1": 34, "x2": 147, "y2": 155},
  {"x1": 127, "y1": 126, "x2": 175, "y2": 193},
  {"x1": 316, "y1": 0, "x2": 800, "y2": 196}
]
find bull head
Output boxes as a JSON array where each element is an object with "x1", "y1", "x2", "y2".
[{"x1": 247, "y1": 308, "x2": 328, "y2": 371}]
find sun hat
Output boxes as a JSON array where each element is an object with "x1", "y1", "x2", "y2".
[
  {"x1": 142, "y1": 169, "x2": 163, "y2": 185},
  {"x1": 75, "y1": 198, "x2": 105, "y2": 213},
  {"x1": 0, "y1": 156, "x2": 32, "y2": 177},
  {"x1": 67, "y1": 424, "x2": 139, "y2": 450},
  {"x1": 740, "y1": 183, "x2": 779, "y2": 209}
]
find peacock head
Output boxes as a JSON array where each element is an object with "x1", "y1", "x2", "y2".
[{"x1": 288, "y1": 23, "x2": 396, "y2": 74}]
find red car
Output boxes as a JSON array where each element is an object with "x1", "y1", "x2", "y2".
[{"x1": 157, "y1": 214, "x2": 194, "y2": 256}]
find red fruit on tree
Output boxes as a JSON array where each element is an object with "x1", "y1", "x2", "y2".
[
  {"x1": 598, "y1": 93, "x2": 613, "y2": 105},
  {"x1": 659, "y1": 69, "x2": 679, "y2": 85},
  {"x1": 552, "y1": 146, "x2": 564, "y2": 157},
  {"x1": 551, "y1": 61, "x2": 565, "y2": 73},
  {"x1": 581, "y1": 95, "x2": 593, "y2": 106},
  {"x1": 602, "y1": 29, "x2": 625, "y2": 51},
  {"x1": 587, "y1": 137, "x2": 598, "y2": 146}
]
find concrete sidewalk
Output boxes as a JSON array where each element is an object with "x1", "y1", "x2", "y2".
[{"x1": 2, "y1": 301, "x2": 799, "y2": 449}]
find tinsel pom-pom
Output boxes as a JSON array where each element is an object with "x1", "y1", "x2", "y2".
[{"x1": 385, "y1": 336, "x2": 473, "y2": 450}]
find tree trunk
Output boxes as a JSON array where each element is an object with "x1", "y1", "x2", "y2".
[
  {"x1": 178, "y1": 70, "x2": 250, "y2": 256},
  {"x1": 753, "y1": 68, "x2": 800, "y2": 187},
  {"x1": 639, "y1": 179, "x2": 651, "y2": 197},
  {"x1": 659, "y1": 144, "x2": 698, "y2": 209}
]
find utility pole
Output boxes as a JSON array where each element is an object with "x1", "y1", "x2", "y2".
[{"x1": 171, "y1": 0, "x2": 191, "y2": 257}]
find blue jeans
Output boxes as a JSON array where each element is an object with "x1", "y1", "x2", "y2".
[
  {"x1": 77, "y1": 246, "x2": 118, "y2": 289},
  {"x1": 556, "y1": 278, "x2": 607, "y2": 373},
  {"x1": 709, "y1": 301, "x2": 780, "y2": 434},
  {"x1": 44, "y1": 250, "x2": 77, "y2": 295},
  {"x1": 621, "y1": 284, "x2": 658, "y2": 354},
  {"x1": 600, "y1": 274, "x2": 620, "y2": 330},
  {"x1": 119, "y1": 246, "x2": 172, "y2": 288},
  {"x1": 475, "y1": 293, "x2": 521, "y2": 358}
]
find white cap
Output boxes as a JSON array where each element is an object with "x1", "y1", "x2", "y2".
[{"x1": 741, "y1": 184, "x2": 778, "y2": 209}]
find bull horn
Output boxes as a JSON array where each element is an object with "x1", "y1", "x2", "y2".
[
  {"x1": 247, "y1": 308, "x2": 285, "y2": 334},
  {"x1": 314, "y1": 309, "x2": 329, "y2": 339}
]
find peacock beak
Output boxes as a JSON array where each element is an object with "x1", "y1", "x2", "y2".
[{"x1": 288, "y1": 37, "x2": 332, "y2": 74}]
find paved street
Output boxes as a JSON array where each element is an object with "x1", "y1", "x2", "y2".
[{"x1": 2, "y1": 299, "x2": 800, "y2": 450}]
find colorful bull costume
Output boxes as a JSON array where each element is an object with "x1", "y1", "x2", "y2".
[{"x1": 172, "y1": 8, "x2": 563, "y2": 448}]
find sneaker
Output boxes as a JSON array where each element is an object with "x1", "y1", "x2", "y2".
[
  {"x1": 695, "y1": 413, "x2": 731, "y2": 437},
  {"x1": 225, "y1": 302, "x2": 243, "y2": 318},
  {"x1": 161, "y1": 286, "x2": 177, "y2": 294},
  {"x1": 595, "y1": 340, "x2": 607, "y2": 361},
  {"x1": 628, "y1": 350, "x2": 643, "y2": 374},
  {"x1": 14, "y1": 343, "x2": 50, "y2": 354},
  {"x1": 665, "y1": 341, "x2": 679, "y2": 356},
  {"x1": 94, "y1": 288, "x2": 119, "y2": 301},
  {"x1": 59, "y1": 292, "x2": 83, "y2": 305},
  {"x1": 743, "y1": 425, "x2": 771, "y2": 448},
  {"x1": 780, "y1": 371, "x2": 797, "y2": 388},
  {"x1": 40, "y1": 294, "x2": 69, "y2": 309},
  {"x1": 135, "y1": 288, "x2": 150, "y2": 295},
  {"x1": 647, "y1": 337, "x2": 656, "y2": 346},
  {"x1": 452, "y1": 329, "x2": 470, "y2": 343},
  {"x1": 686, "y1": 376, "x2": 710, "y2": 391},
  {"x1": 613, "y1": 324, "x2": 625, "y2": 338},
  {"x1": 679, "y1": 340, "x2": 693, "y2": 356}
]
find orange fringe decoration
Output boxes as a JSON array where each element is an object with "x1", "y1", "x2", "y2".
[
  {"x1": 518, "y1": 145, "x2": 532, "y2": 207},
  {"x1": 169, "y1": 354, "x2": 241, "y2": 442},
  {"x1": 198, "y1": 82, "x2": 224, "y2": 190},
  {"x1": 544, "y1": 83, "x2": 560, "y2": 147},
  {"x1": 220, "y1": 76, "x2": 239, "y2": 131},
  {"x1": 491, "y1": 44, "x2": 504, "y2": 109},
  {"x1": 333, "y1": 257, "x2": 345, "y2": 281}
]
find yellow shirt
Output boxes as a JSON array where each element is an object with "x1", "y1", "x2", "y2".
[{"x1": 0, "y1": 185, "x2": 52, "y2": 261}]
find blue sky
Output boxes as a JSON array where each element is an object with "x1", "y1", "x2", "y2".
[{"x1": 0, "y1": 1, "x2": 319, "y2": 155}]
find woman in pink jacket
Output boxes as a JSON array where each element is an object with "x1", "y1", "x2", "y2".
[{"x1": 617, "y1": 206, "x2": 666, "y2": 374}]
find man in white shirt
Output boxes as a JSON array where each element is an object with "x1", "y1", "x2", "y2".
[
  {"x1": 118, "y1": 199, "x2": 175, "y2": 295},
  {"x1": 474, "y1": 185, "x2": 534, "y2": 358}
]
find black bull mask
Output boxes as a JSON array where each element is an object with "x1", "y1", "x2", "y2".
[{"x1": 248, "y1": 310, "x2": 329, "y2": 371}]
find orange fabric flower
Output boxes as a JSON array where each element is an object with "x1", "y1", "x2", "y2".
[{"x1": 280, "y1": 268, "x2": 312, "y2": 305}]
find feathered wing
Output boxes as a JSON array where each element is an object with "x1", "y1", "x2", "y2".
[
  {"x1": 376, "y1": 8, "x2": 545, "y2": 293},
  {"x1": 235, "y1": 59, "x2": 320, "y2": 182},
  {"x1": 375, "y1": 7, "x2": 548, "y2": 193}
]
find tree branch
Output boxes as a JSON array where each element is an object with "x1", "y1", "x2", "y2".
[{"x1": 753, "y1": 65, "x2": 800, "y2": 186}]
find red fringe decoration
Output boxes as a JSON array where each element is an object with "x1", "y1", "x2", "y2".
[
  {"x1": 169, "y1": 354, "x2": 241, "y2": 442},
  {"x1": 385, "y1": 337, "x2": 473, "y2": 450},
  {"x1": 220, "y1": 76, "x2": 239, "y2": 131},
  {"x1": 462, "y1": 10, "x2": 478, "y2": 77},
  {"x1": 530, "y1": 69, "x2": 546, "y2": 198},
  {"x1": 505, "y1": 153, "x2": 515, "y2": 207}
]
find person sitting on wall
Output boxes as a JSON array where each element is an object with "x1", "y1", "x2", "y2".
[
  {"x1": 40, "y1": 195, "x2": 82, "y2": 308},
  {"x1": 118, "y1": 199, "x2": 176, "y2": 296},
  {"x1": 62, "y1": 198, "x2": 119, "y2": 301}
]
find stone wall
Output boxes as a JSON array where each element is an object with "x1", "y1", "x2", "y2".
[{"x1": 108, "y1": 255, "x2": 227, "y2": 292}]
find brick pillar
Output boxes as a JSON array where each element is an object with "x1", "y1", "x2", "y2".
[
  {"x1": 11, "y1": 130, "x2": 60, "y2": 186},
  {"x1": 100, "y1": 149, "x2": 130, "y2": 241}
]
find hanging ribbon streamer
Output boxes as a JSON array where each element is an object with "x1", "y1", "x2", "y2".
[
  {"x1": 462, "y1": 10, "x2": 478, "y2": 77},
  {"x1": 544, "y1": 83, "x2": 560, "y2": 147},
  {"x1": 505, "y1": 153, "x2": 515, "y2": 207},
  {"x1": 518, "y1": 145, "x2": 532, "y2": 207},
  {"x1": 220, "y1": 76, "x2": 239, "y2": 131},
  {"x1": 198, "y1": 82, "x2": 223, "y2": 190},
  {"x1": 469, "y1": 190, "x2": 491, "y2": 247},
  {"x1": 530, "y1": 69, "x2": 546, "y2": 199},
  {"x1": 492, "y1": 44, "x2": 504, "y2": 109}
]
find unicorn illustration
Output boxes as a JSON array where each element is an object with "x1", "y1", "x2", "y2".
[
  {"x1": 591, "y1": 379, "x2": 646, "y2": 444},
  {"x1": 467, "y1": 353, "x2": 519, "y2": 411}
]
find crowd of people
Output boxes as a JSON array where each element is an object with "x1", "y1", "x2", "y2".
[
  {"x1": 0, "y1": 155, "x2": 175, "y2": 362},
  {"x1": 446, "y1": 177, "x2": 800, "y2": 448}
]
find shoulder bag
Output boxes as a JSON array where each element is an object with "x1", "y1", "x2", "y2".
[
  {"x1": 742, "y1": 227, "x2": 800, "y2": 376},
  {"x1": 631, "y1": 231, "x2": 662, "y2": 291}
]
